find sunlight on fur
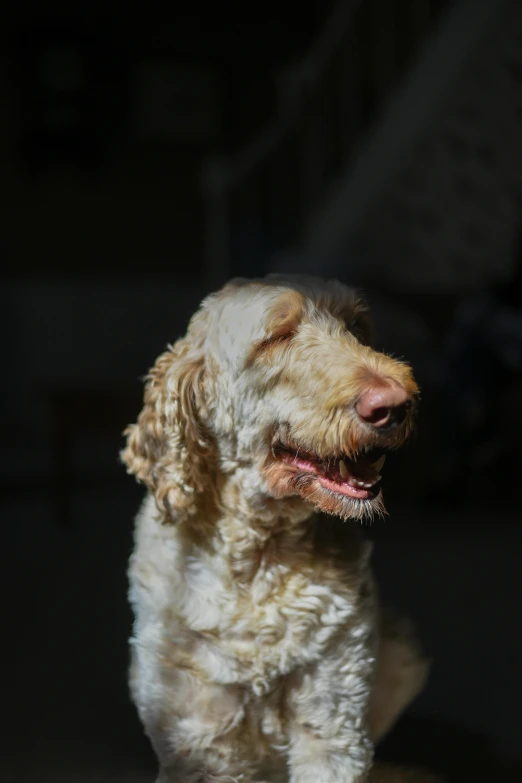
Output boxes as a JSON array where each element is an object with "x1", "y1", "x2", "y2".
[{"x1": 122, "y1": 275, "x2": 441, "y2": 783}]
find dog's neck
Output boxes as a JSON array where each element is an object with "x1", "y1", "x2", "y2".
[
  {"x1": 175, "y1": 465, "x2": 315, "y2": 584},
  {"x1": 219, "y1": 466, "x2": 315, "y2": 583}
]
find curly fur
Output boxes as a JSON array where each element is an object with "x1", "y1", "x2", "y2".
[{"x1": 122, "y1": 275, "x2": 440, "y2": 783}]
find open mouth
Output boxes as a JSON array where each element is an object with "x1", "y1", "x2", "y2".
[{"x1": 274, "y1": 443, "x2": 386, "y2": 500}]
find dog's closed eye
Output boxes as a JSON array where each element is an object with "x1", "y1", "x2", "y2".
[
  {"x1": 247, "y1": 289, "x2": 304, "y2": 365},
  {"x1": 246, "y1": 329, "x2": 295, "y2": 366}
]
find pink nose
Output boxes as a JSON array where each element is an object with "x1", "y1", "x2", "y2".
[{"x1": 355, "y1": 382, "x2": 410, "y2": 428}]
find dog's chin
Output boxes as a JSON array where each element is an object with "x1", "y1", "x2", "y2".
[{"x1": 263, "y1": 459, "x2": 386, "y2": 523}]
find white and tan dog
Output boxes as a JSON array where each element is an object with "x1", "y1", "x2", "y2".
[{"x1": 122, "y1": 275, "x2": 438, "y2": 783}]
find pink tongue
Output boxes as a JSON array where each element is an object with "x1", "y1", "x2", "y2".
[
  {"x1": 278, "y1": 451, "x2": 379, "y2": 497},
  {"x1": 318, "y1": 474, "x2": 372, "y2": 499},
  {"x1": 328, "y1": 458, "x2": 379, "y2": 486}
]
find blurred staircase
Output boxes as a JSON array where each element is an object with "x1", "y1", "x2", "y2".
[{"x1": 201, "y1": 0, "x2": 520, "y2": 295}]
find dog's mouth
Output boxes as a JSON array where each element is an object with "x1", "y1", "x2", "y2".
[{"x1": 274, "y1": 443, "x2": 386, "y2": 500}]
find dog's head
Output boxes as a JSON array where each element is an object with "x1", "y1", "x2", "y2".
[{"x1": 122, "y1": 275, "x2": 418, "y2": 522}]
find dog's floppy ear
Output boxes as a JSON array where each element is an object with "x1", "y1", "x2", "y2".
[{"x1": 121, "y1": 309, "x2": 212, "y2": 522}]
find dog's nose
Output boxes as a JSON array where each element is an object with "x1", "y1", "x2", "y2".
[{"x1": 356, "y1": 382, "x2": 410, "y2": 428}]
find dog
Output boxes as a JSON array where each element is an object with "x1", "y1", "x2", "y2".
[{"x1": 122, "y1": 275, "x2": 438, "y2": 783}]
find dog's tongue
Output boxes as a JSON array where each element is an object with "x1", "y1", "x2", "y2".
[
  {"x1": 316, "y1": 455, "x2": 383, "y2": 499},
  {"x1": 277, "y1": 448, "x2": 384, "y2": 498},
  {"x1": 326, "y1": 456, "x2": 383, "y2": 490}
]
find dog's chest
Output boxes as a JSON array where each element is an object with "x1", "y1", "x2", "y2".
[
  {"x1": 178, "y1": 540, "x2": 372, "y2": 689},
  {"x1": 131, "y1": 506, "x2": 374, "y2": 693}
]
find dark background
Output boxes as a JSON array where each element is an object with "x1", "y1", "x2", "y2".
[{"x1": 2, "y1": 1, "x2": 522, "y2": 781}]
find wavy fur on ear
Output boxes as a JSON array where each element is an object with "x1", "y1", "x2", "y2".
[{"x1": 121, "y1": 309, "x2": 212, "y2": 521}]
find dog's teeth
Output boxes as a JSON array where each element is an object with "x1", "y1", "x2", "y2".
[
  {"x1": 360, "y1": 475, "x2": 382, "y2": 488},
  {"x1": 372, "y1": 455, "x2": 386, "y2": 471},
  {"x1": 339, "y1": 459, "x2": 349, "y2": 479}
]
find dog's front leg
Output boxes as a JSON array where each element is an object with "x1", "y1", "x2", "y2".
[
  {"x1": 286, "y1": 653, "x2": 375, "y2": 783},
  {"x1": 287, "y1": 721, "x2": 373, "y2": 783}
]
